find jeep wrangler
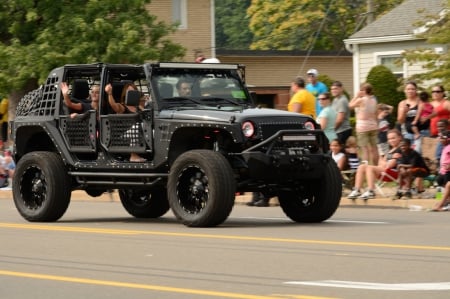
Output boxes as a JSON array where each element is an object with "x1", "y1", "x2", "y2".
[{"x1": 11, "y1": 62, "x2": 341, "y2": 227}]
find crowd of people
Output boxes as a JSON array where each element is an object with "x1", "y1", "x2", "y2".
[{"x1": 281, "y1": 68, "x2": 450, "y2": 210}]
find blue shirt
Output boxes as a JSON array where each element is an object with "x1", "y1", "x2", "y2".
[
  {"x1": 306, "y1": 81, "x2": 328, "y2": 115},
  {"x1": 317, "y1": 106, "x2": 337, "y2": 142}
]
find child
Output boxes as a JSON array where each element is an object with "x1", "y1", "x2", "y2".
[
  {"x1": 330, "y1": 139, "x2": 346, "y2": 170},
  {"x1": 411, "y1": 91, "x2": 433, "y2": 140},
  {"x1": 432, "y1": 132, "x2": 450, "y2": 211},
  {"x1": 345, "y1": 136, "x2": 360, "y2": 170},
  {"x1": 377, "y1": 103, "x2": 393, "y2": 157},
  {"x1": 394, "y1": 138, "x2": 429, "y2": 199}
]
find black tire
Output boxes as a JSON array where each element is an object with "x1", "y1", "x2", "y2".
[
  {"x1": 13, "y1": 151, "x2": 71, "y2": 222},
  {"x1": 118, "y1": 188, "x2": 169, "y2": 218},
  {"x1": 278, "y1": 161, "x2": 341, "y2": 223},
  {"x1": 168, "y1": 150, "x2": 236, "y2": 227}
]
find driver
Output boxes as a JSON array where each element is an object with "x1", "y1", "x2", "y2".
[{"x1": 176, "y1": 79, "x2": 192, "y2": 97}]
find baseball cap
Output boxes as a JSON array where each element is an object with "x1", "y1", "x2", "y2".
[{"x1": 307, "y1": 69, "x2": 319, "y2": 77}]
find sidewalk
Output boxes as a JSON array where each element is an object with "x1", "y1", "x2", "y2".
[{"x1": 0, "y1": 187, "x2": 440, "y2": 211}]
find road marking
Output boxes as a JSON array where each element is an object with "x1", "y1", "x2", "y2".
[
  {"x1": 1, "y1": 222, "x2": 450, "y2": 251},
  {"x1": 236, "y1": 217, "x2": 388, "y2": 224},
  {"x1": 0, "y1": 270, "x2": 336, "y2": 299},
  {"x1": 285, "y1": 280, "x2": 450, "y2": 291}
]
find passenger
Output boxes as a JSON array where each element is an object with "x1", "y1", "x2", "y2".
[{"x1": 105, "y1": 83, "x2": 145, "y2": 162}]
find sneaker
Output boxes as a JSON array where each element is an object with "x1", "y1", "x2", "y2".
[
  {"x1": 392, "y1": 190, "x2": 403, "y2": 200},
  {"x1": 347, "y1": 189, "x2": 361, "y2": 199},
  {"x1": 404, "y1": 190, "x2": 412, "y2": 199},
  {"x1": 359, "y1": 190, "x2": 375, "y2": 200}
]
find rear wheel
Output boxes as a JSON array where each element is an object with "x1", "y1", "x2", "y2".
[
  {"x1": 278, "y1": 161, "x2": 341, "y2": 223},
  {"x1": 119, "y1": 188, "x2": 169, "y2": 218},
  {"x1": 168, "y1": 150, "x2": 236, "y2": 227},
  {"x1": 13, "y1": 151, "x2": 71, "y2": 222}
]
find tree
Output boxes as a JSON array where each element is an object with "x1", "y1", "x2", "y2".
[
  {"x1": 247, "y1": 0, "x2": 403, "y2": 51},
  {"x1": 216, "y1": 0, "x2": 254, "y2": 50},
  {"x1": 403, "y1": 0, "x2": 450, "y2": 90},
  {"x1": 0, "y1": 0, "x2": 185, "y2": 114},
  {"x1": 366, "y1": 65, "x2": 404, "y2": 123}
]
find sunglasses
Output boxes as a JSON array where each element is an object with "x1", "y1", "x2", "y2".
[
  {"x1": 318, "y1": 97, "x2": 328, "y2": 100},
  {"x1": 432, "y1": 90, "x2": 443, "y2": 93}
]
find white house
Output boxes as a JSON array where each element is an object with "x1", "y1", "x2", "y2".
[{"x1": 344, "y1": 0, "x2": 446, "y2": 94}]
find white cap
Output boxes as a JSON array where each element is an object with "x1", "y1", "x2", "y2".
[
  {"x1": 307, "y1": 69, "x2": 319, "y2": 76},
  {"x1": 202, "y1": 58, "x2": 221, "y2": 63}
]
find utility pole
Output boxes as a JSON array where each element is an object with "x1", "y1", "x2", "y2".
[{"x1": 367, "y1": 0, "x2": 375, "y2": 24}]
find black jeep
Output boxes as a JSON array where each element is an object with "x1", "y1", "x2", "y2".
[{"x1": 11, "y1": 62, "x2": 341, "y2": 227}]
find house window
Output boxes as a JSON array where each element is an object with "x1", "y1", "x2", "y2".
[
  {"x1": 379, "y1": 55, "x2": 404, "y2": 78},
  {"x1": 172, "y1": 0, "x2": 187, "y2": 29}
]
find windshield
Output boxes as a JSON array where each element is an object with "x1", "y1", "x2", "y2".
[{"x1": 150, "y1": 66, "x2": 252, "y2": 110}]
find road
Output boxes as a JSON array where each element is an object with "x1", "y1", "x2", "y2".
[{"x1": 0, "y1": 197, "x2": 449, "y2": 299}]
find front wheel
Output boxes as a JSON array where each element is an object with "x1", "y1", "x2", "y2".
[
  {"x1": 168, "y1": 150, "x2": 236, "y2": 227},
  {"x1": 278, "y1": 161, "x2": 341, "y2": 223},
  {"x1": 118, "y1": 187, "x2": 169, "y2": 218},
  {"x1": 13, "y1": 151, "x2": 71, "y2": 222}
]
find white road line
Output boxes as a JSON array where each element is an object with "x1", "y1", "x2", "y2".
[{"x1": 284, "y1": 280, "x2": 450, "y2": 291}]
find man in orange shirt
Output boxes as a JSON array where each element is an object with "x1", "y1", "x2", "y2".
[{"x1": 288, "y1": 76, "x2": 316, "y2": 118}]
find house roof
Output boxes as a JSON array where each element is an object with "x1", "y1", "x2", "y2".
[{"x1": 347, "y1": 0, "x2": 445, "y2": 41}]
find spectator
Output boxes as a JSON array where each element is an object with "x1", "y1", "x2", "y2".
[
  {"x1": 306, "y1": 69, "x2": 328, "y2": 115},
  {"x1": 246, "y1": 192, "x2": 270, "y2": 207},
  {"x1": 431, "y1": 180, "x2": 450, "y2": 211},
  {"x1": 330, "y1": 139, "x2": 346, "y2": 170},
  {"x1": 435, "y1": 131, "x2": 450, "y2": 188},
  {"x1": 330, "y1": 81, "x2": 352, "y2": 145},
  {"x1": 427, "y1": 85, "x2": 449, "y2": 138},
  {"x1": 347, "y1": 129, "x2": 403, "y2": 201},
  {"x1": 435, "y1": 119, "x2": 449, "y2": 165},
  {"x1": 377, "y1": 103, "x2": 393, "y2": 157},
  {"x1": 410, "y1": 91, "x2": 433, "y2": 140},
  {"x1": 397, "y1": 81, "x2": 422, "y2": 153},
  {"x1": 316, "y1": 92, "x2": 337, "y2": 142},
  {"x1": 394, "y1": 138, "x2": 429, "y2": 199},
  {"x1": 0, "y1": 96, "x2": 8, "y2": 146},
  {"x1": 345, "y1": 136, "x2": 360, "y2": 171},
  {"x1": 288, "y1": 76, "x2": 316, "y2": 118},
  {"x1": 349, "y1": 82, "x2": 379, "y2": 165}
]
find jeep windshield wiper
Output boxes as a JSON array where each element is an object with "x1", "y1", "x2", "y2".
[
  {"x1": 162, "y1": 96, "x2": 203, "y2": 105},
  {"x1": 200, "y1": 97, "x2": 242, "y2": 106}
]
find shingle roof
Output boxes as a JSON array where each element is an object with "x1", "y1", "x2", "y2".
[{"x1": 349, "y1": 0, "x2": 445, "y2": 39}]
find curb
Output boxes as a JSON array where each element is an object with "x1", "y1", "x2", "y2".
[{"x1": 0, "y1": 189, "x2": 439, "y2": 211}]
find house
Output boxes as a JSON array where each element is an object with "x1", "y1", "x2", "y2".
[
  {"x1": 344, "y1": 0, "x2": 446, "y2": 94},
  {"x1": 148, "y1": 1, "x2": 353, "y2": 110},
  {"x1": 147, "y1": 0, "x2": 215, "y2": 61}
]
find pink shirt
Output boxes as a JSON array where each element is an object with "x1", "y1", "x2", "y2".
[
  {"x1": 355, "y1": 95, "x2": 378, "y2": 132},
  {"x1": 440, "y1": 144, "x2": 450, "y2": 175}
]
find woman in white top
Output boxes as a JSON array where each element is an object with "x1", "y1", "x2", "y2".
[{"x1": 349, "y1": 82, "x2": 378, "y2": 165}]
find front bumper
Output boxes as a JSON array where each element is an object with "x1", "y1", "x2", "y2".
[{"x1": 239, "y1": 129, "x2": 331, "y2": 181}]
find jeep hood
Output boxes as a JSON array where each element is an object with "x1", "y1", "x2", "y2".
[{"x1": 159, "y1": 107, "x2": 311, "y2": 123}]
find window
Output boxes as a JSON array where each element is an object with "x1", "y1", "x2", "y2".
[
  {"x1": 172, "y1": 0, "x2": 187, "y2": 29},
  {"x1": 378, "y1": 55, "x2": 404, "y2": 78}
]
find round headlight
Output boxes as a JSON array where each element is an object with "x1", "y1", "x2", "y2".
[
  {"x1": 242, "y1": 121, "x2": 255, "y2": 138},
  {"x1": 304, "y1": 121, "x2": 315, "y2": 130}
]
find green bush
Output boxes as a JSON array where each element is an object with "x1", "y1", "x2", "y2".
[{"x1": 366, "y1": 65, "x2": 404, "y2": 125}]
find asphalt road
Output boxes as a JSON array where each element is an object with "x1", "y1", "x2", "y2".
[{"x1": 1, "y1": 197, "x2": 449, "y2": 299}]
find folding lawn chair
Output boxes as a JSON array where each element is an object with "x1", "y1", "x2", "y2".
[{"x1": 375, "y1": 169, "x2": 399, "y2": 198}]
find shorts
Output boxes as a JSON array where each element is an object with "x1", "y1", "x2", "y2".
[
  {"x1": 357, "y1": 130, "x2": 378, "y2": 148},
  {"x1": 409, "y1": 167, "x2": 429, "y2": 178},
  {"x1": 380, "y1": 168, "x2": 398, "y2": 181},
  {"x1": 436, "y1": 172, "x2": 450, "y2": 186}
]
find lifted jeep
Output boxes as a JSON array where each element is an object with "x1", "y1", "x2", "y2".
[{"x1": 11, "y1": 62, "x2": 341, "y2": 227}]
